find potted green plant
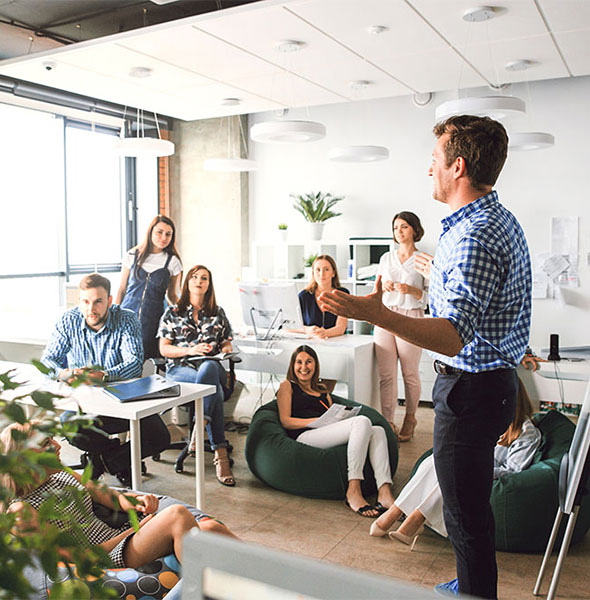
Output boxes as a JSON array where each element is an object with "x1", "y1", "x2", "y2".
[
  {"x1": 0, "y1": 363, "x2": 137, "y2": 599},
  {"x1": 303, "y1": 253, "x2": 318, "y2": 279},
  {"x1": 291, "y1": 191, "x2": 343, "y2": 241},
  {"x1": 277, "y1": 223, "x2": 288, "y2": 242}
]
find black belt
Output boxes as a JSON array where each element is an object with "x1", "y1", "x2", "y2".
[{"x1": 433, "y1": 360, "x2": 465, "y2": 376}]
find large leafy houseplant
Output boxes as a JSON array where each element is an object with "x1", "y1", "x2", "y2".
[
  {"x1": 291, "y1": 191, "x2": 343, "y2": 223},
  {"x1": 0, "y1": 363, "x2": 135, "y2": 599}
]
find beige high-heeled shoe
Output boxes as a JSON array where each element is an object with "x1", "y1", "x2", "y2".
[
  {"x1": 388, "y1": 525, "x2": 424, "y2": 551},
  {"x1": 398, "y1": 415, "x2": 417, "y2": 442},
  {"x1": 369, "y1": 521, "x2": 389, "y2": 537}
]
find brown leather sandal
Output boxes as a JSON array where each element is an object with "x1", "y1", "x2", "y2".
[{"x1": 213, "y1": 456, "x2": 236, "y2": 487}]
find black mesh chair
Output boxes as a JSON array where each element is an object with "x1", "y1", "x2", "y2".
[{"x1": 150, "y1": 355, "x2": 241, "y2": 473}]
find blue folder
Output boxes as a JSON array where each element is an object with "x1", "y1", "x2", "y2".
[{"x1": 103, "y1": 374, "x2": 180, "y2": 403}]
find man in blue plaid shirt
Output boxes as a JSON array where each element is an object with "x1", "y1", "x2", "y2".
[
  {"x1": 42, "y1": 273, "x2": 170, "y2": 485},
  {"x1": 320, "y1": 116, "x2": 531, "y2": 599}
]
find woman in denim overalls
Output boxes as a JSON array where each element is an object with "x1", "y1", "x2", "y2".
[{"x1": 115, "y1": 215, "x2": 182, "y2": 359}]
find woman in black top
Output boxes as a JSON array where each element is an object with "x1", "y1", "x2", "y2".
[
  {"x1": 277, "y1": 345, "x2": 395, "y2": 518},
  {"x1": 296, "y1": 255, "x2": 349, "y2": 339}
]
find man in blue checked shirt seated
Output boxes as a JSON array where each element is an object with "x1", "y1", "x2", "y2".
[
  {"x1": 42, "y1": 273, "x2": 170, "y2": 486},
  {"x1": 319, "y1": 116, "x2": 531, "y2": 600}
]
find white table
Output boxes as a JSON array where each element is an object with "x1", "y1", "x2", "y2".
[
  {"x1": 519, "y1": 359, "x2": 590, "y2": 408},
  {"x1": 234, "y1": 334, "x2": 378, "y2": 406},
  {"x1": 0, "y1": 361, "x2": 214, "y2": 509}
]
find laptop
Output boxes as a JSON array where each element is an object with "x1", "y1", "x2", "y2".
[{"x1": 103, "y1": 374, "x2": 181, "y2": 403}]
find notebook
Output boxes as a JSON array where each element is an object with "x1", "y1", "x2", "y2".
[{"x1": 103, "y1": 375, "x2": 181, "y2": 403}]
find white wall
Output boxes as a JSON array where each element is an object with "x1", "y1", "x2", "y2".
[{"x1": 249, "y1": 76, "x2": 590, "y2": 350}]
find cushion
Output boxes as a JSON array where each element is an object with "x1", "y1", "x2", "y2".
[
  {"x1": 24, "y1": 493, "x2": 205, "y2": 600},
  {"x1": 410, "y1": 411, "x2": 590, "y2": 553},
  {"x1": 245, "y1": 395, "x2": 398, "y2": 500}
]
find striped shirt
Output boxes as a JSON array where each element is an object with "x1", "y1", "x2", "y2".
[
  {"x1": 42, "y1": 305, "x2": 143, "y2": 382},
  {"x1": 428, "y1": 191, "x2": 531, "y2": 372},
  {"x1": 494, "y1": 419, "x2": 542, "y2": 479}
]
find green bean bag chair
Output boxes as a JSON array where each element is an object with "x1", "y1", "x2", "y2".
[
  {"x1": 245, "y1": 395, "x2": 398, "y2": 500},
  {"x1": 411, "y1": 410, "x2": 590, "y2": 553}
]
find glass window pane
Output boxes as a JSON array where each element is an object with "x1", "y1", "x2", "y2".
[
  {"x1": 65, "y1": 126, "x2": 123, "y2": 265},
  {"x1": 0, "y1": 104, "x2": 64, "y2": 276}
]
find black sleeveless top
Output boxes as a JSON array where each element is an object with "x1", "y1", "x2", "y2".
[{"x1": 286, "y1": 381, "x2": 330, "y2": 440}]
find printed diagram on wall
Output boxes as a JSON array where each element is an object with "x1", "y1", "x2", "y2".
[{"x1": 531, "y1": 216, "x2": 579, "y2": 300}]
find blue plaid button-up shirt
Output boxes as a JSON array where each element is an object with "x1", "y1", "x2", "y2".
[
  {"x1": 428, "y1": 191, "x2": 531, "y2": 372},
  {"x1": 42, "y1": 304, "x2": 144, "y2": 382}
]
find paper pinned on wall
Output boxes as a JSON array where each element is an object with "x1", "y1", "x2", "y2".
[{"x1": 551, "y1": 216, "x2": 579, "y2": 288}]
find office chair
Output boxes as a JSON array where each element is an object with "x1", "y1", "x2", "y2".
[{"x1": 150, "y1": 355, "x2": 242, "y2": 473}]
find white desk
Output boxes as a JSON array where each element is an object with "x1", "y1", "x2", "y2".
[
  {"x1": 234, "y1": 334, "x2": 378, "y2": 406},
  {"x1": 518, "y1": 359, "x2": 590, "y2": 408},
  {"x1": 0, "y1": 361, "x2": 214, "y2": 509}
]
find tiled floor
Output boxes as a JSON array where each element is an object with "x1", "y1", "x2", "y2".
[{"x1": 83, "y1": 404, "x2": 590, "y2": 600}]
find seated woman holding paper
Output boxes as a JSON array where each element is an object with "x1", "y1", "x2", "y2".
[
  {"x1": 159, "y1": 265, "x2": 235, "y2": 486},
  {"x1": 277, "y1": 345, "x2": 395, "y2": 518},
  {"x1": 369, "y1": 378, "x2": 542, "y2": 548},
  {"x1": 296, "y1": 255, "x2": 349, "y2": 340}
]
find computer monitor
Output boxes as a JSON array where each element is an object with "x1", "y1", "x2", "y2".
[{"x1": 238, "y1": 282, "x2": 303, "y2": 338}]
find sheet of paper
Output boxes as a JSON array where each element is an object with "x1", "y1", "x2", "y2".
[{"x1": 307, "y1": 403, "x2": 361, "y2": 429}]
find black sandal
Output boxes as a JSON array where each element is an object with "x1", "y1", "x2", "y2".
[
  {"x1": 344, "y1": 500, "x2": 379, "y2": 518},
  {"x1": 374, "y1": 502, "x2": 389, "y2": 515}
]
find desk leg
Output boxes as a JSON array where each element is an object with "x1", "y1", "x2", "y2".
[
  {"x1": 194, "y1": 397, "x2": 205, "y2": 510},
  {"x1": 129, "y1": 419, "x2": 142, "y2": 491}
]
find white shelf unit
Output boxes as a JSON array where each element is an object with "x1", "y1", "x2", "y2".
[{"x1": 348, "y1": 237, "x2": 391, "y2": 334}]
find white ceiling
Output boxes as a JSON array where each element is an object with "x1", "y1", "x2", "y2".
[{"x1": 0, "y1": 0, "x2": 588, "y2": 121}]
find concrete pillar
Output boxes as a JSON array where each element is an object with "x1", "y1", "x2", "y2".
[{"x1": 168, "y1": 116, "x2": 249, "y2": 325}]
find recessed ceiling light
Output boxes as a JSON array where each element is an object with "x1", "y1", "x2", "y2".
[
  {"x1": 350, "y1": 80, "x2": 372, "y2": 91},
  {"x1": 274, "y1": 40, "x2": 306, "y2": 53},
  {"x1": 366, "y1": 25, "x2": 388, "y2": 35},
  {"x1": 505, "y1": 60, "x2": 533, "y2": 72},
  {"x1": 462, "y1": 6, "x2": 496, "y2": 22},
  {"x1": 221, "y1": 98, "x2": 241, "y2": 106},
  {"x1": 128, "y1": 66, "x2": 152, "y2": 78}
]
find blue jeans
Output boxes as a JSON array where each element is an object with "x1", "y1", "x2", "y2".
[
  {"x1": 432, "y1": 368, "x2": 517, "y2": 599},
  {"x1": 167, "y1": 361, "x2": 228, "y2": 450}
]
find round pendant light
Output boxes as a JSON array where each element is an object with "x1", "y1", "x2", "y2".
[
  {"x1": 116, "y1": 137, "x2": 175, "y2": 157},
  {"x1": 435, "y1": 96, "x2": 526, "y2": 122},
  {"x1": 328, "y1": 145, "x2": 389, "y2": 163},
  {"x1": 203, "y1": 158, "x2": 258, "y2": 172},
  {"x1": 509, "y1": 132, "x2": 555, "y2": 151},
  {"x1": 250, "y1": 120, "x2": 326, "y2": 143}
]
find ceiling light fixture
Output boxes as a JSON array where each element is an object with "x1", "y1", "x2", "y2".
[
  {"x1": 116, "y1": 109, "x2": 174, "y2": 157},
  {"x1": 329, "y1": 81, "x2": 389, "y2": 163},
  {"x1": 250, "y1": 120, "x2": 326, "y2": 143},
  {"x1": 435, "y1": 95, "x2": 525, "y2": 121},
  {"x1": 505, "y1": 59, "x2": 533, "y2": 72},
  {"x1": 221, "y1": 98, "x2": 241, "y2": 106},
  {"x1": 367, "y1": 25, "x2": 388, "y2": 35},
  {"x1": 275, "y1": 40, "x2": 306, "y2": 53},
  {"x1": 128, "y1": 66, "x2": 152, "y2": 78},
  {"x1": 328, "y1": 145, "x2": 389, "y2": 163},
  {"x1": 204, "y1": 115, "x2": 257, "y2": 172},
  {"x1": 509, "y1": 132, "x2": 554, "y2": 151},
  {"x1": 462, "y1": 6, "x2": 496, "y2": 22}
]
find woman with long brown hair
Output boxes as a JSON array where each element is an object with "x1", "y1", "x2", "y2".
[
  {"x1": 277, "y1": 345, "x2": 395, "y2": 518},
  {"x1": 369, "y1": 378, "x2": 541, "y2": 548},
  {"x1": 115, "y1": 215, "x2": 182, "y2": 358},
  {"x1": 158, "y1": 265, "x2": 235, "y2": 486},
  {"x1": 296, "y1": 254, "x2": 349, "y2": 340}
]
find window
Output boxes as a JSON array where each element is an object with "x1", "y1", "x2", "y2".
[{"x1": 0, "y1": 102, "x2": 154, "y2": 341}]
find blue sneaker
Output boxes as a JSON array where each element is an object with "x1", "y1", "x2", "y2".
[{"x1": 434, "y1": 578, "x2": 459, "y2": 596}]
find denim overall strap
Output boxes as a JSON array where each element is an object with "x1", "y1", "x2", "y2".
[{"x1": 121, "y1": 252, "x2": 172, "y2": 358}]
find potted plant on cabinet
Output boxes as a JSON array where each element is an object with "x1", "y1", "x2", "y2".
[
  {"x1": 277, "y1": 223, "x2": 288, "y2": 242},
  {"x1": 303, "y1": 253, "x2": 318, "y2": 279},
  {"x1": 291, "y1": 191, "x2": 343, "y2": 241}
]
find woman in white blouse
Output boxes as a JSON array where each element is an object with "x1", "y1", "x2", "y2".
[{"x1": 375, "y1": 211, "x2": 427, "y2": 441}]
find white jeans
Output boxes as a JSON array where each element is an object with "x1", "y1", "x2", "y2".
[{"x1": 297, "y1": 415, "x2": 393, "y2": 488}]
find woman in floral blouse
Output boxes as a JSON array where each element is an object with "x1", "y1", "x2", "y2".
[{"x1": 159, "y1": 265, "x2": 235, "y2": 486}]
